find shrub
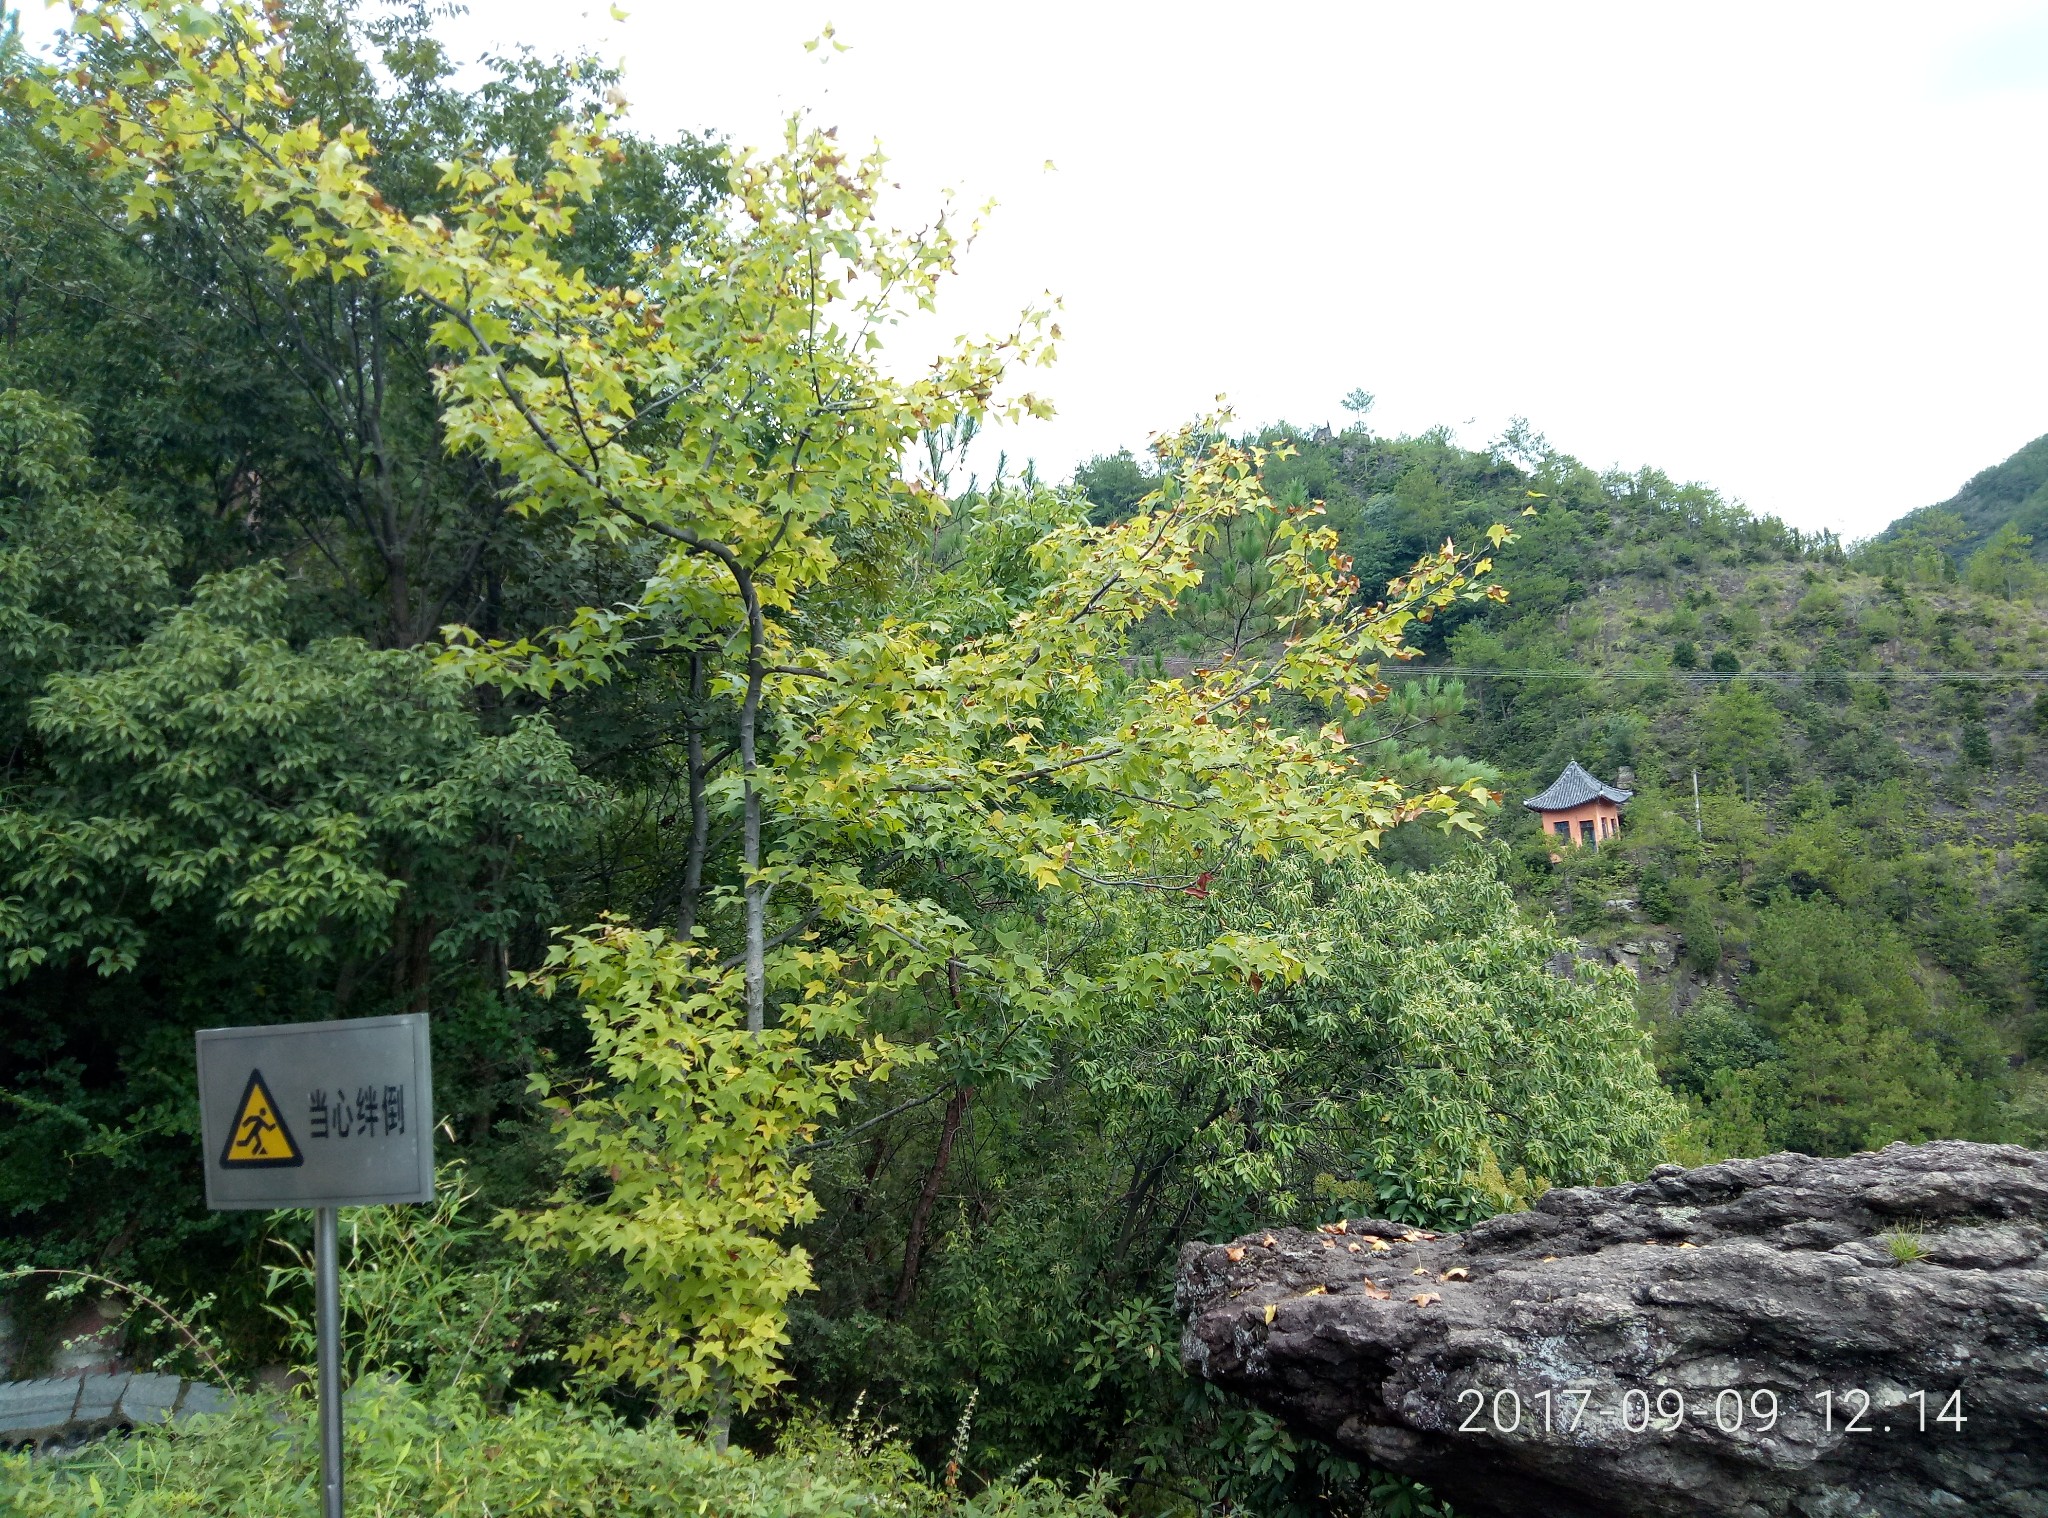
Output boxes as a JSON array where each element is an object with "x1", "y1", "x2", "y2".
[
  {"x1": 1961, "y1": 721, "x2": 1993, "y2": 769},
  {"x1": 0, "y1": 1380, "x2": 1114, "y2": 1518},
  {"x1": 1638, "y1": 866, "x2": 1674, "y2": 923},
  {"x1": 1661, "y1": 993, "x2": 1777, "y2": 1098},
  {"x1": 261, "y1": 1164, "x2": 551, "y2": 1400},
  {"x1": 1791, "y1": 585, "x2": 1844, "y2": 630},
  {"x1": 1678, "y1": 904, "x2": 1723, "y2": 974}
]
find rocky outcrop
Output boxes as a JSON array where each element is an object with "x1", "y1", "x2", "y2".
[
  {"x1": 1550, "y1": 936, "x2": 1679, "y2": 980},
  {"x1": 1177, "y1": 1141, "x2": 2048, "y2": 1517}
]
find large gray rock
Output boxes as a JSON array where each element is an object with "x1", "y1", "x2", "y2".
[{"x1": 1177, "y1": 1141, "x2": 2048, "y2": 1517}]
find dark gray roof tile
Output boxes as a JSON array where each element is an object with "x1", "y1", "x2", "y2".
[{"x1": 1523, "y1": 760, "x2": 1632, "y2": 812}]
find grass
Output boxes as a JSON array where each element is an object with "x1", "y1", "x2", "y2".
[
  {"x1": 1884, "y1": 1230, "x2": 1926, "y2": 1266},
  {"x1": 0, "y1": 1379, "x2": 1116, "y2": 1518}
]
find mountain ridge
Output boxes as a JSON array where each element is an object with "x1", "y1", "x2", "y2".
[{"x1": 1879, "y1": 430, "x2": 2048, "y2": 560}]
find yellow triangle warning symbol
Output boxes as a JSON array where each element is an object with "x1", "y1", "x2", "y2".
[{"x1": 219, "y1": 1068, "x2": 303, "y2": 1168}]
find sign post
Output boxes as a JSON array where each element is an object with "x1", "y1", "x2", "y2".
[
  {"x1": 197, "y1": 1013, "x2": 434, "y2": 1518},
  {"x1": 316, "y1": 1205, "x2": 343, "y2": 1518}
]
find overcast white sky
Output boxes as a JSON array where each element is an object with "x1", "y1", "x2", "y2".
[{"x1": 23, "y1": 2, "x2": 2048, "y2": 535}]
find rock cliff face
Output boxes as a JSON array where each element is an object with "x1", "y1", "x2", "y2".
[{"x1": 1176, "y1": 1141, "x2": 2048, "y2": 1517}]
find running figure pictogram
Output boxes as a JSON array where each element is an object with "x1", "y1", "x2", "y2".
[{"x1": 237, "y1": 1107, "x2": 281, "y2": 1155}]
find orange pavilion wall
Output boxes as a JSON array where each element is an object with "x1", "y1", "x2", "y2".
[{"x1": 1533, "y1": 799, "x2": 1621, "y2": 847}]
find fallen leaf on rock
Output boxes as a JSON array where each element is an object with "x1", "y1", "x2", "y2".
[
  {"x1": 1412, "y1": 1268, "x2": 1430, "y2": 1276},
  {"x1": 1346, "y1": 1242, "x2": 1362, "y2": 1253},
  {"x1": 1542, "y1": 1255, "x2": 1558, "y2": 1263},
  {"x1": 1369, "y1": 1240, "x2": 1391, "y2": 1253},
  {"x1": 1225, "y1": 1246, "x2": 1245, "y2": 1262},
  {"x1": 1678, "y1": 1242, "x2": 1698, "y2": 1250},
  {"x1": 1262, "y1": 1234, "x2": 1278, "y2": 1248},
  {"x1": 1410, "y1": 1292, "x2": 1442, "y2": 1307},
  {"x1": 1362, "y1": 1286, "x2": 1390, "y2": 1300},
  {"x1": 1303, "y1": 1285, "x2": 1326, "y2": 1296},
  {"x1": 1264, "y1": 1303, "x2": 1277, "y2": 1324},
  {"x1": 1439, "y1": 1267, "x2": 1469, "y2": 1282}
]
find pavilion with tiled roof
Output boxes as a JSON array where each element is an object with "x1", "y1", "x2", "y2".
[{"x1": 1523, "y1": 760, "x2": 1632, "y2": 847}]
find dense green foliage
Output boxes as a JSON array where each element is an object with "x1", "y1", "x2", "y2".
[
  {"x1": 788, "y1": 850, "x2": 1670, "y2": 1510},
  {"x1": 0, "y1": 0, "x2": 713, "y2": 1254}
]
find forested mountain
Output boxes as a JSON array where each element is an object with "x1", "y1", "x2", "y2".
[
  {"x1": 1079, "y1": 412, "x2": 2048, "y2": 1164},
  {"x1": 1879, "y1": 429, "x2": 2048, "y2": 564}
]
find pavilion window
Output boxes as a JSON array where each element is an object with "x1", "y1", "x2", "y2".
[
  {"x1": 1580, "y1": 820, "x2": 1596, "y2": 844},
  {"x1": 1554, "y1": 820, "x2": 1570, "y2": 838}
]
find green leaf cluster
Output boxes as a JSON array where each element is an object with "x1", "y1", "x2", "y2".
[
  {"x1": 3, "y1": 564, "x2": 589, "y2": 977},
  {"x1": 0, "y1": 1378, "x2": 1115, "y2": 1518},
  {"x1": 503, "y1": 920, "x2": 923, "y2": 1410}
]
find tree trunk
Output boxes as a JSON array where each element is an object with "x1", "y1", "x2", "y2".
[
  {"x1": 739, "y1": 600, "x2": 765, "y2": 1037},
  {"x1": 615, "y1": 527, "x2": 763, "y2": 1029},
  {"x1": 365, "y1": 287, "x2": 414, "y2": 647},
  {"x1": 890, "y1": 1085, "x2": 972, "y2": 1317},
  {"x1": 849, "y1": 1123, "x2": 891, "y2": 1220},
  {"x1": 677, "y1": 648, "x2": 711, "y2": 941},
  {"x1": 706, "y1": 1368, "x2": 732, "y2": 1453},
  {"x1": 399, "y1": 914, "x2": 434, "y2": 1013}
]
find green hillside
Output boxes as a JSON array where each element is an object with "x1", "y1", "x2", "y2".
[
  {"x1": 1879, "y1": 430, "x2": 2048, "y2": 563},
  {"x1": 1080, "y1": 416, "x2": 2048, "y2": 1156}
]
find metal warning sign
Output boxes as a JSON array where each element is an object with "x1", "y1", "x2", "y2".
[
  {"x1": 220, "y1": 1069, "x2": 302, "y2": 1167},
  {"x1": 196, "y1": 1013, "x2": 434, "y2": 1210}
]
